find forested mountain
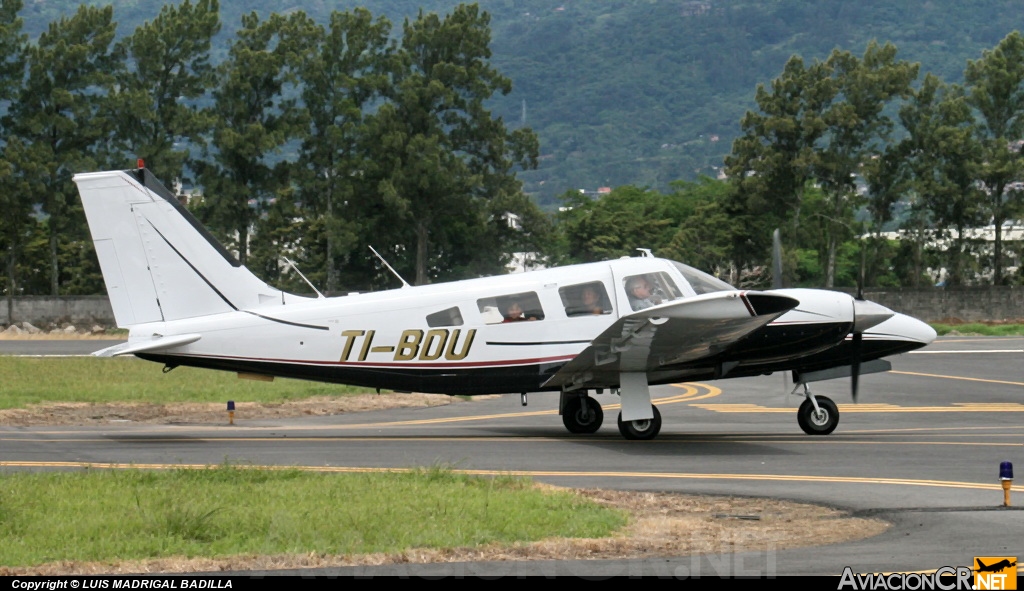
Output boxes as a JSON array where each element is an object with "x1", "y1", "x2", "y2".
[
  {"x1": 3, "y1": 0, "x2": 1023, "y2": 303},
  {"x1": 22, "y1": 0, "x2": 1024, "y2": 205}
]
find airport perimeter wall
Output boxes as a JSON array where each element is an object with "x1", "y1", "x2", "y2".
[
  {"x1": 0, "y1": 287, "x2": 1021, "y2": 327},
  {"x1": 834, "y1": 286, "x2": 1023, "y2": 323},
  {"x1": 1, "y1": 296, "x2": 114, "y2": 328}
]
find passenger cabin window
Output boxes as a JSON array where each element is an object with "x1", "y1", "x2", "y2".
[
  {"x1": 477, "y1": 291, "x2": 544, "y2": 324},
  {"x1": 426, "y1": 306, "x2": 464, "y2": 327},
  {"x1": 559, "y1": 282, "x2": 611, "y2": 317},
  {"x1": 623, "y1": 272, "x2": 683, "y2": 311}
]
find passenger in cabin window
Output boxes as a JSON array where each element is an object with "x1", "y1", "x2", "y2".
[
  {"x1": 502, "y1": 301, "x2": 536, "y2": 322},
  {"x1": 579, "y1": 285, "x2": 604, "y2": 315},
  {"x1": 627, "y1": 276, "x2": 662, "y2": 311}
]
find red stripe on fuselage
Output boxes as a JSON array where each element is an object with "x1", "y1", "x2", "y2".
[{"x1": 173, "y1": 352, "x2": 579, "y2": 369}]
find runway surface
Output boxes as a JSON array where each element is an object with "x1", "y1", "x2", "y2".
[{"x1": 1, "y1": 336, "x2": 1022, "y2": 576}]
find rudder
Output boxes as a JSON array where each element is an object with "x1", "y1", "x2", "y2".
[{"x1": 74, "y1": 169, "x2": 289, "y2": 327}]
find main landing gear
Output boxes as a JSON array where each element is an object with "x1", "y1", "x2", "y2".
[
  {"x1": 561, "y1": 394, "x2": 604, "y2": 434},
  {"x1": 559, "y1": 371, "x2": 663, "y2": 440},
  {"x1": 617, "y1": 404, "x2": 661, "y2": 440},
  {"x1": 792, "y1": 383, "x2": 839, "y2": 435}
]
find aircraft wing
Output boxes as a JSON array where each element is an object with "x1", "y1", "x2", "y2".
[{"x1": 543, "y1": 291, "x2": 798, "y2": 390}]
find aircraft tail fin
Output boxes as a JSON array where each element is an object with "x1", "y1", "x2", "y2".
[{"x1": 74, "y1": 168, "x2": 297, "y2": 328}]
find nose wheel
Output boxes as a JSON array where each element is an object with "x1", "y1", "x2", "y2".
[{"x1": 797, "y1": 395, "x2": 839, "y2": 435}]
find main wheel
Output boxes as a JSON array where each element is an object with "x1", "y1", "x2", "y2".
[
  {"x1": 797, "y1": 396, "x2": 839, "y2": 435},
  {"x1": 562, "y1": 396, "x2": 604, "y2": 434},
  {"x1": 617, "y1": 405, "x2": 662, "y2": 440}
]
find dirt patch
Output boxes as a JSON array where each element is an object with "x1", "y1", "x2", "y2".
[
  {"x1": 0, "y1": 487, "x2": 887, "y2": 575},
  {"x1": 0, "y1": 394, "x2": 482, "y2": 426}
]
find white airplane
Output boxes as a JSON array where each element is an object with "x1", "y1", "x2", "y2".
[{"x1": 73, "y1": 168, "x2": 937, "y2": 440}]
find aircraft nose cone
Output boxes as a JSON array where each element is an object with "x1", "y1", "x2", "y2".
[
  {"x1": 880, "y1": 313, "x2": 937, "y2": 345},
  {"x1": 912, "y1": 316, "x2": 938, "y2": 344}
]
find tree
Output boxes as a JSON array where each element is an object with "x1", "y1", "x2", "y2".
[
  {"x1": 295, "y1": 8, "x2": 390, "y2": 293},
  {"x1": 0, "y1": 0, "x2": 26, "y2": 320},
  {"x1": 196, "y1": 10, "x2": 315, "y2": 267},
  {"x1": 815, "y1": 42, "x2": 918, "y2": 287},
  {"x1": 555, "y1": 187, "x2": 673, "y2": 264},
  {"x1": 364, "y1": 3, "x2": 538, "y2": 285},
  {"x1": 660, "y1": 178, "x2": 753, "y2": 285},
  {"x1": 6, "y1": 4, "x2": 120, "y2": 296},
  {"x1": 110, "y1": 0, "x2": 221, "y2": 184},
  {"x1": 860, "y1": 139, "x2": 918, "y2": 287},
  {"x1": 964, "y1": 30, "x2": 1024, "y2": 285},
  {"x1": 724, "y1": 55, "x2": 836, "y2": 285},
  {"x1": 899, "y1": 75, "x2": 986, "y2": 286}
]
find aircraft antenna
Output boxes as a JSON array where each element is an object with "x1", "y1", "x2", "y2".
[
  {"x1": 636, "y1": 248, "x2": 654, "y2": 258},
  {"x1": 282, "y1": 256, "x2": 326, "y2": 299},
  {"x1": 369, "y1": 245, "x2": 411, "y2": 288}
]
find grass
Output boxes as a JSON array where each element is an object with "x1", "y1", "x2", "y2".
[
  {"x1": 0, "y1": 465, "x2": 627, "y2": 568},
  {"x1": 0, "y1": 357, "x2": 374, "y2": 410},
  {"x1": 929, "y1": 323, "x2": 1024, "y2": 336}
]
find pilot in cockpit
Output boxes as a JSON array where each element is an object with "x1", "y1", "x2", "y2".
[{"x1": 626, "y1": 275, "x2": 662, "y2": 311}]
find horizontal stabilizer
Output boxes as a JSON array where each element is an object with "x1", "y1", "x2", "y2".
[{"x1": 92, "y1": 334, "x2": 202, "y2": 357}]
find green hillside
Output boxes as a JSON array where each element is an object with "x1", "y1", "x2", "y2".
[{"x1": 22, "y1": 0, "x2": 1024, "y2": 204}]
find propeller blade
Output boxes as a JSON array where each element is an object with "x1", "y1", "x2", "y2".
[
  {"x1": 851, "y1": 331, "x2": 862, "y2": 402},
  {"x1": 772, "y1": 229, "x2": 783, "y2": 289}
]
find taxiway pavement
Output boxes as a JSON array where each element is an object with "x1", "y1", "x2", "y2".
[{"x1": 1, "y1": 336, "x2": 1021, "y2": 576}]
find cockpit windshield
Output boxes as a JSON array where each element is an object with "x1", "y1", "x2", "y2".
[{"x1": 670, "y1": 261, "x2": 736, "y2": 295}]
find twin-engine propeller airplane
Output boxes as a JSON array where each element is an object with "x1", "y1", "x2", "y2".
[{"x1": 73, "y1": 168, "x2": 937, "y2": 440}]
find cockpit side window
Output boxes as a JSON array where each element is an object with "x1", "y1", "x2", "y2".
[
  {"x1": 623, "y1": 272, "x2": 682, "y2": 311},
  {"x1": 426, "y1": 307, "x2": 464, "y2": 327},
  {"x1": 559, "y1": 282, "x2": 611, "y2": 317},
  {"x1": 477, "y1": 291, "x2": 544, "y2": 324}
]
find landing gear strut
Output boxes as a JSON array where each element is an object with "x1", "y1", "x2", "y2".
[
  {"x1": 616, "y1": 372, "x2": 662, "y2": 440},
  {"x1": 792, "y1": 383, "x2": 839, "y2": 435}
]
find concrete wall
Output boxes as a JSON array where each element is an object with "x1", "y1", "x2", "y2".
[
  {"x1": 1, "y1": 287, "x2": 1022, "y2": 327},
  {"x1": 1, "y1": 296, "x2": 115, "y2": 327},
  {"x1": 831, "y1": 286, "x2": 1023, "y2": 322}
]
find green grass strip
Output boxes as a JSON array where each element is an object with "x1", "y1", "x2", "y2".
[
  {"x1": 0, "y1": 465, "x2": 626, "y2": 567},
  {"x1": 0, "y1": 357, "x2": 373, "y2": 410},
  {"x1": 930, "y1": 323, "x2": 1024, "y2": 336}
]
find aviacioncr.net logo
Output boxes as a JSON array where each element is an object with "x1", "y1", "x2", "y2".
[
  {"x1": 838, "y1": 567, "x2": 973, "y2": 590},
  {"x1": 973, "y1": 557, "x2": 1017, "y2": 591}
]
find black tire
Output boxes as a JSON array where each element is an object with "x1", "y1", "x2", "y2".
[
  {"x1": 562, "y1": 396, "x2": 604, "y2": 434},
  {"x1": 617, "y1": 405, "x2": 662, "y2": 440},
  {"x1": 797, "y1": 396, "x2": 839, "y2": 435}
]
